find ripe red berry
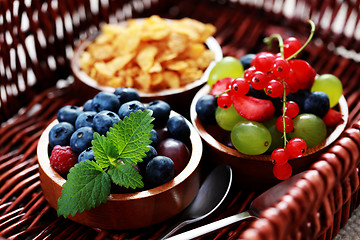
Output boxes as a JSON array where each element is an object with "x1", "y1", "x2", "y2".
[
  {"x1": 251, "y1": 52, "x2": 276, "y2": 73},
  {"x1": 284, "y1": 37, "x2": 302, "y2": 59},
  {"x1": 271, "y1": 148, "x2": 289, "y2": 165},
  {"x1": 284, "y1": 101, "x2": 299, "y2": 118},
  {"x1": 217, "y1": 93, "x2": 232, "y2": 109},
  {"x1": 273, "y1": 162, "x2": 292, "y2": 180},
  {"x1": 289, "y1": 59, "x2": 316, "y2": 90},
  {"x1": 244, "y1": 67, "x2": 256, "y2": 82},
  {"x1": 50, "y1": 145, "x2": 78, "y2": 177},
  {"x1": 322, "y1": 109, "x2": 343, "y2": 127},
  {"x1": 209, "y1": 77, "x2": 233, "y2": 97},
  {"x1": 276, "y1": 116, "x2": 294, "y2": 133},
  {"x1": 251, "y1": 71, "x2": 270, "y2": 90},
  {"x1": 266, "y1": 80, "x2": 284, "y2": 98},
  {"x1": 230, "y1": 77, "x2": 249, "y2": 96},
  {"x1": 284, "y1": 69, "x2": 299, "y2": 93},
  {"x1": 287, "y1": 138, "x2": 307, "y2": 158},
  {"x1": 272, "y1": 57, "x2": 291, "y2": 78}
]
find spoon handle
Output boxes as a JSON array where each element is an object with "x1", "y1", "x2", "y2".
[{"x1": 164, "y1": 211, "x2": 254, "y2": 240}]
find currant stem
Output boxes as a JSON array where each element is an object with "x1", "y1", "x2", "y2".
[
  {"x1": 215, "y1": 88, "x2": 231, "y2": 98},
  {"x1": 263, "y1": 34, "x2": 285, "y2": 58},
  {"x1": 281, "y1": 80, "x2": 288, "y2": 148},
  {"x1": 286, "y1": 19, "x2": 316, "y2": 61}
]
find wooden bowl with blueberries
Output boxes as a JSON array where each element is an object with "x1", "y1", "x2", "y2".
[
  {"x1": 37, "y1": 88, "x2": 203, "y2": 230},
  {"x1": 70, "y1": 16, "x2": 223, "y2": 116},
  {"x1": 190, "y1": 42, "x2": 348, "y2": 192}
]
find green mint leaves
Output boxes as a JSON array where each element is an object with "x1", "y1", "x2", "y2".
[{"x1": 57, "y1": 110, "x2": 154, "y2": 218}]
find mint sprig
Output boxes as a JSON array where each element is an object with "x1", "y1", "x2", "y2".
[{"x1": 57, "y1": 110, "x2": 154, "y2": 218}]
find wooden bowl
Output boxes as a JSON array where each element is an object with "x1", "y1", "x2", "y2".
[
  {"x1": 190, "y1": 85, "x2": 349, "y2": 192},
  {"x1": 37, "y1": 112, "x2": 203, "y2": 230},
  {"x1": 70, "y1": 20, "x2": 223, "y2": 116}
]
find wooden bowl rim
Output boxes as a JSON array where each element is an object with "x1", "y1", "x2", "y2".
[
  {"x1": 70, "y1": 18, "x2": 223, "y2": 98},
  {"x1": 190, "y1": 84, "x2": 349, "y2": 162},
  {"x1": 37, "y1": 111, "x2": 203, "y2": 201}
]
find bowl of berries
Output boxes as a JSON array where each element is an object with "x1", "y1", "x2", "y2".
[
  {"x1": 71, "y1": 15, "x2": 222, "y2": 115},
  {"x1": 37, "y1": 88, "x2": 203, "y2": 230},
  {"x1": 191, "y1": 21, "x2": 348, "y2": 191}
]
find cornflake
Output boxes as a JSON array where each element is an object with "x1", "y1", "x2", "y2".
[{"x1": 79, "y1": 15, "x2": 216, "y2": 92}]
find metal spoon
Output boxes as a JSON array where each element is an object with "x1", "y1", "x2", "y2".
[
  {"x1": 160, "y1": 165, "x2": 233, "y2": 239},
  {"x1": 165, "y1": 171, "x2": 305, "y2": 240}
]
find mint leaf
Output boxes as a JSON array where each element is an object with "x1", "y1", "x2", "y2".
[
  {"x1": 107, "y1": 110, "x2": 154, "y2": 165},
  {"x1": 108, "y1": 163, "x2": 144, "y2": 189},
  {"x1": 92, "y1": 132, "x2": 118, "y2": 168},
  {"x1": 57, "y1": 160, "x2": 111, "y2": 218}
]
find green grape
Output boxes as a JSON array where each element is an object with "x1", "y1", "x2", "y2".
[
  {"x1": 208, "y1": 56, "x2": 244, "y2": 87},
  {"x1": 263, "y1": 117, "x2": 284, "y2": 152},
  {"x1": 231, "y1": 120, "x2": 272, "y2": 155},
  {"x1": 311, "y1": 74, "x2": 343, "y2": 108},
  {"x1": 215, "y1": 105, "x2": 245, "y2": 131},
  {"x1": 288, "y1": 113, "x2": 327, "y2": 148}
]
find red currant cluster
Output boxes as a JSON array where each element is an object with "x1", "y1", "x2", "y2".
[{"x1": 216, "y1": 34, "x2": 318, "y2": 180}]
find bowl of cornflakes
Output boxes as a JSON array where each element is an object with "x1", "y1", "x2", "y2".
[{"x1": 71, "y1": 15, "x2": 223, "y2": 115}]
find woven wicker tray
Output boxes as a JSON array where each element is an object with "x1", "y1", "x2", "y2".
[{"x1": 1, "y1": 0, "x2": 359, "y2": 239}]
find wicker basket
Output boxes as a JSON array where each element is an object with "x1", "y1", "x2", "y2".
[{"x1": 1, "y1": 0, "x2": 359, "y2": 239}]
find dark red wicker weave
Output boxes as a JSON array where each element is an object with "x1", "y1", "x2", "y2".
[{"x1": 1, "y1": 0, "x2": 360, "y2": 239}]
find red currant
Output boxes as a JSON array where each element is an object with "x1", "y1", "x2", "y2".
[
  {"x1": 250, "y1": 71, "x2": 270, "y2": 90},
  {"x1": 217, "y1": 93, "x2": 232, "y2": 109},
  {"x1": 276, "y1": 116, "x2": 294, "y2": 133},
  {"x1": 230, "y1": 77, "x2": 249, "y2": 96},
  {"x1": 284, "y1": 69, "x2": 299, "y2": 93},
  {"x1": 287, "y1": 138, "x2": 307, "y2": 158},
  {"x1": 266, "y1": 80, "x2": 284, "y2": 98},
  {"x1": 271, "y1": 148, "x2": 288, "y2": 165},
  {"x1": 273, "y1": 162, "x2": 292, "y2": 180},
  {"x1": 272, "y1": 57, "x2": 291, "y2": 78},
  {"x1": 284, "y1": 101, "x2": 299, "y2": 118},
  {"x1": 283, "y1": 37, "x2": 302, "y2": 59},
  {"x1": 244, "y1": 67, "x2": 256, "y2": 83},
  {"x1": 251, "y1": 52, "x2": 276, "y2": 73},
  {"x1": 289, "y1": 59, "x2": 316, "y2": 90}
]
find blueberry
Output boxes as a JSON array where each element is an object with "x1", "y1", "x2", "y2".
[
  {"x1": 146, "y1": 100, "x2": 171, "y2": 126},
  {"x1": 287, "y1": 90, "x2": 311, "y2": 113},
  {"x1": 114, "y1": 87, "x2": 140, "y2": 104},
  {"x1": 138, "y1": 145, "x2": 158, "y2": 172},
  {"x1": 118, "y1": 100, "x2": 145, "y2": 119},
  {"x1": 240, "y1": 53, "x2": 256, "y2": 69},
  {"x1": 57, "y1": 105, "x2": 82, "y2": 125},
  {"x1": 150, "y1": 129, "x2": 159, "y2": 147},
  {"x1": 49, "y1": 122, "x2": 75, "y2": 148},
  {"x1": 75, "y1": 111, "x2": 97, "y2": 129},
  {"x1": 83, "y1": 99, "x2": 94, "y2": 111},
  {"x1": 70, "y1": 127, "x2": 94, "y2": 154},
  {"x1": 247, "y1": 85, "x2": 272, "y2": 100},
  {"x1": 78, "y1": 147, "x2": 95, "y2": 163},
  {"x1": 303, "y1": 91, "x2": 330, "y2": 118},
  {"x1": 93, "y1": 110, "x2": 120, "y2": 135},
  {"x1": 91, "y1": 91, "x2": 120, "y2": 112},
  {"x1": 145, "y1": 156, "x2": 174, "y2": 187},
  {"x1": 195, "y1": 94, "x2": 217, "y2": 124},
  {"x1": 167, "y1": 116, "x2": 190, "y2": 141}
]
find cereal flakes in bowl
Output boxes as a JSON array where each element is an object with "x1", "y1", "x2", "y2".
[{"x1": 71, "y1": 15, "x2": 223, "y2": 114}]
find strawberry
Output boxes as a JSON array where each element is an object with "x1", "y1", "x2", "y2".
[
  {"x1": 50, "y1": 145, "x2": 78, "y2": 177},
  {"x1": 289, "y1": 59, "x2": 316, "y2": 90},
  {"x1": 209, "y1": 77, "x2": 233, "y2": 97},
  {"x1": 232, "y1": 95, "x2": 275, "y2": 122},
  {"x1": 322, "y1": 109, "x2": 343, "y2": 127}
]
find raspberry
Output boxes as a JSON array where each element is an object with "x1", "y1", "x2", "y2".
[{"x1": 50, "y1": 145, "x2": 78, "y2": 177}]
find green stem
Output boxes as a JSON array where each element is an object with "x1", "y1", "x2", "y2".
[
  {"x1": 281, "y1": 80, "x2": 288, "y2": 148},
  {"x1": 286, "y1": 19, "x2": 316, "y2": 61},
  {"x1": 263, "y1": 34, "x2": 285, "y2": 58},
  {"x1": 215, "y1": 88, "x2": 231, "y2": 98}
]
